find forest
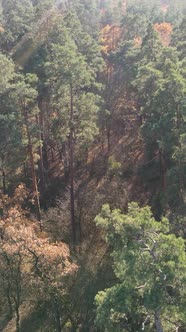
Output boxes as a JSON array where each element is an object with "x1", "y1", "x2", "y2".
[{"x1": 0, "y1": 0, "x2": 186, "y2": 331}]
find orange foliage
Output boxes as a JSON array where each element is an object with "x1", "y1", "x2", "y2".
[
  {"x1": 134, "y1": 36, "x2": 142, "y2": 47},
  {"x1": 0, "y1": 186, "x2": 77, "y2": 288},
  {"x1": 100, "y1": 24, "x2": 121, "y2": 55},
  {"x1": 154, "y1": 22, "x2": 173, "y2": 46}
]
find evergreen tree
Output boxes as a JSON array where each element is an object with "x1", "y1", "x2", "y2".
[
  {"x1": 46, "y1": 28, "x2": 101, "y2": 243},
  {"x1": 95, "y1": 203, "x2": 186, "y2": 332},
  {"x1": 135, "y1": 41, "x2": 186, "y2": 211},
  {"x1": 171, "y1": 17, "x2": 186, "y2": 61},
  {"x1": 0, "y1": 53, "x2": 24, "y2": 192},
  {"x1": 0, "y1": 0, "x2": 34, "y2": 51}
]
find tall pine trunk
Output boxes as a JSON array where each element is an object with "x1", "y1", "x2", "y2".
[
  {"x1": 36, "y1": 112, "x2": 46, "y2": 193},
  {"x1": 1, "y1": 157, "x2": 6, "y2": 194},
  {"x1": 15, "y1": 304, "x2": 20, "y2": 332},
  {"x1": 64, "y1": 142, "x2": 69, "y2": 180},
  {"x1": 23, "y1": 103, "x2": 42, "y2": 230},
  {"x1": 38, "y1": 97, "x2": 48, "y2": 192},
  {"x1": 69, "y1": 83, "x2": 76, "y2": 244},
  {"x1": 107, "y1": 125, "x2": 111, "y2": 153},
  {"x1": 159, "y1": 149, "x2": 167, "y2": 192},
  {"x1": 154, "y1": 310, "x2": 163, "y2": 332},
  {"x1": 176, "y1": 104, "x2": 184, "y2": 199},
  {"x1": 55, "y1": 304, "x2": 61, "y2": 332},
  {"x1": 6, "y1": 284, "x2": 13, "y2": 319},
  {"x1": 15, "y1": 256, "x2": 21, "y2": 332},
  {"x1": 2, "y1": 168, "x2": 6, "y2": 194}
]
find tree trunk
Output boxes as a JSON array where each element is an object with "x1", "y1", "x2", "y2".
[
  {"x1": 176, "y1": 105, "x2": 184, "y2": 199},
  {"x1": 154, "y1": 310, "x2": 163, "y2": 332},
  {"x1": 15, "y1": 305, "x2": 20, "y2": 332},
  {"x1": 101, "y1": 127, "x2": 104, "y2": 152},
  {"x1": 23, "y1": 104, "x2": 42, "y2": 230},
  {"x1": 23, "y1": 162, "x2": 28, "y2": 179},
  {"x1": 36, "y1": 113, "x2": 46, "y2": 193},
  {"x1": 50, "y1": 147, "x2": 55, "y2": 162},
  {"x1": 38, "y1": 96, "x2": 48, "y2": 189},
  {"x1": 15, "y1": 275, "x2": 21, "y2": 332},
  {"x1": 176, "y1": 104, "x2": 181, "y2": 130},
  {"x1": 2, "y1": 168, "x2": 6, "y2": 194},
  {"x1": 159, "y1": 149, "x2": 167, "y2": 192},
  {"x1": 39, "y1": 142, "x2": 45, "y2": 193},
  {"x1": 6, "y1": 285, "x2": 13, "y2": 319},
  {"x1": 64, "y1": 142, "x2": 69, "y2": 180},
  {"x1": 55, "y1": 303, "x2": 61, "y2": 332},
  {"x1": 77, "y1": 197, "x2": 83, "y2": 243},
  {"x1": 107, "y1": 126, "x2": 111, "y2": 153},
  {"x1": 42, "y1": 141, "x2": 49, "y2": 170},
  {"x1": 69, "y1": 83, "x2": 76, "y2": 244}
]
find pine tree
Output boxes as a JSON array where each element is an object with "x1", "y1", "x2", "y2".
[
  {"x1": 95, "y1": 203, "x2": 186, "y2": 332},
  {"x1": 0, "y1": 53, "x2": 23, "y2": 193},
  {"x1": 46, "y1": 28, "x2": 101, "y2": 243},
  {"x1": 135, "y1": 35, "x2": 186, "y2": 211},
  {"x1": 0, "y1": 0, "x2": 34, "y2": 51}
]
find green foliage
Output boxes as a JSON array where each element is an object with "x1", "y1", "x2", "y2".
[
  {"x1": 95, "y1": 203, "x2": 186, "y2": 331},
  {"x1": 46, "y1": 23, "x2": 102, "y2": 151},
  {"x1": 121, "y1": 13, "x2": 148, "y2": 40},
  {"x1": 0, "y1": 0, "x2": 34, "y2": 50},
  {"x1": 107, "y1": 156, "x2": 122, "y2": 178},
  {"x1": 0, "y1": 53, "x2": 24, "y2": 189},
  {"x1": 0, "y1": 53, "x2": 15, "y2": 92},
  {"x1": 0, "y1": 52, "x2": 42, "y2": 191},
  {"x1": 0, "y1": 0, "x2": 186, "y2": 330},
  {"x1": 73, "y1": 0, "x2": 101, "y2": 37},
  {"x1": 172, "y1": 17, "x2": 186, "y2": 60},
  {"x1": 135, "y1": 27, "x2": 186, "y2": 210}
]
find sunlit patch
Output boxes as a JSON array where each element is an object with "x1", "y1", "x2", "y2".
[{"x1": 11, "y1": 0, "x2": 64, "y2": 66}]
